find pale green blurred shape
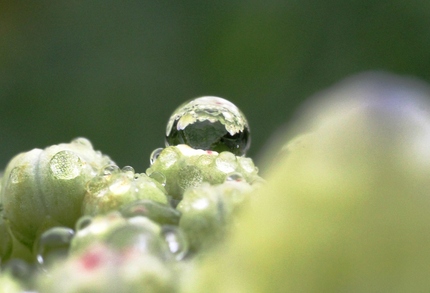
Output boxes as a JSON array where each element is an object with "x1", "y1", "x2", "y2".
[{"x1": 184, "y1": 72, "x2": 430, "y2": 292}]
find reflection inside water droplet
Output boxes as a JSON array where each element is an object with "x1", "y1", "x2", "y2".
[{"x1": 165, "y1": 96, "x2": 251, "y2": 156}]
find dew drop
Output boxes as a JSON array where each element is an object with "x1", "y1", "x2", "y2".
[
  {"x1": 86, "y1": 176, "x2": 108, "y2": 196},
  {"x1": 238, "y1": 157, "x2": 257, "y2": 174},
  {"x1": 158, "y1": 148, "x2": 179, "y2": 169},
  {"x1": 9, "y1": 166, "x2": 28, "y2": 184},
  {"x1": 226, "y1": 172, "x2": 245, "y2": 182},
  {"x1": 150, "y1": 148, "x2": 164, "y2": 165},
  {"x1": 122, "y1": 166, "x2": 135, "y2": 179},
  {"x1": 35, "y1": 227, "x2": 74, "y2": 270},
  {"x1": 148, "y1": 171, "x2": 166, "y2": 186},
  {"x1": 120, "y1": 200, "x2": 181, "y2": 225},
  {"x1": 109, "y1": 174, "x2": 131, "y2": 195},
  {"x1": 161, "y1": 225, "x2": 188, "y2": 260},
  {"x1": 49, "y1": 150, "x2": 82, "y2": 180},
  {"x1": 165, "y1": 96, "x2": 251, "y2": 156},
  {"x1": 101, "y1": 164, "x2": 120, "y2": 176},
  {"x1": 75, "y1": 216, "x2": 93, "y2": 231},
  {"x1": 215, "y1": 152, "x2": 238, "y2": 173},
  {"x1": 196, "y1": 154, "x2": 215, "y2": 167}
]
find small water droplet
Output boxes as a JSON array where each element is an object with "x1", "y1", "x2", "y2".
[
  {"x1": 148, "y1": 171, "x2": 166, "y2": 186},
  {"x1": 75, "y1": 216, "x2": 93, "y2": 231},
  {"x1": 238, "y1": 157, "x2": 257, "y2": 174},
  {"x1": 196, "y1": 154, "x2": 215, "y2": 167},
  {"x1": 109, "y1": 174, "x2": 131, "y2": 195},
  {"x1": 215, "y1": 152, "x2": 238, "y2": 173},
  {"x1": 71, "y1": 137, "x2": 93, "y2": 149},
  {"x1": 161, "y1": 225, "x2": 188, "y2": 260},
  {"x1": 120, "y1": 200, "x2": 181, "y2": 225},
  {"x1": 9, "y1": 166, "x2": 28, "y2": 184},
  {"x1": 178, "y1": 166, "x2": 203, "y2": 191},
  {"x1": 158, "y1": 147, "x2": 179, "y2": 169},
  {"x1": 35, "y1": 227, "x2": 74, "y2": 270},
  {"x1": 101, "y1": 164, "x2": 120, "y2": 176},
  {"x1": 226, "y1": 172, "x2": 245, "y2": 182},
  {"x1": 165, "y1": 96, "x2": 251, "y2": 156},
  {"x1": 150, "y1": 148, "x2": 164, "y2": 165},
  {"x1": 49, "y1": 150, "x2": 82, "y2": 180},
  {"x1": 86, "y1": 176, "x2": 108, "y2": 196},
  {"x1": 122, "y1": 166, "x2": 135, "y2": 179}
]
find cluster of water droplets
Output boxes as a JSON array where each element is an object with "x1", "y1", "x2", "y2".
[
  {"x1": 82, "y1": 163, "x2": 169, "y2": 216},
  {"x1": 147, "y1": 144, "x2": 261, "y2": 201}
]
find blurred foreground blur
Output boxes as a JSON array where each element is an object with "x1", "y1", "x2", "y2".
[{"x1": 186, "y1": 71, "x2": 430, "y2": 292}]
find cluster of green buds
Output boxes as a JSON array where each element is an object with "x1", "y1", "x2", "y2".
[{"x1": 0, "y1": 96, "x2": 262, "y2": 292}]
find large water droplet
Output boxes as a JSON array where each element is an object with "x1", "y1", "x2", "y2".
[
  {"x1": 165, "y1": 96, "x2": 251, "y2": 156},
  {"x1": 49, "y1": 150, "x2": 82, "y2": 180},
  {"x1": 35, "y1": 227, "x2": 74, "y2": 270},
  {"x1": 161, "y1": 225, "x2": 188, "y2": 260}
]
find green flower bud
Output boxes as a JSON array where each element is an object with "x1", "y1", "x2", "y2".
[
  {"x1": 0, "y1": 138, "x2": 111, "y2": 248},
  {"x1": 177, "y1": 181, "x2": 253, "y2": 253}
]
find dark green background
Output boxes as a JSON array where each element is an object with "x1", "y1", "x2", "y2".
[{"x1": 1, "y1": 1, "x2": 430, "y2": 171}]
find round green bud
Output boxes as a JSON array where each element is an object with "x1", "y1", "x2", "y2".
[
  {"x1": 0, "y1": 138, "x2": 111, "y2": 247},
  {"x1": 177, "y1": 181, "x2": 253, "y2": 253}
]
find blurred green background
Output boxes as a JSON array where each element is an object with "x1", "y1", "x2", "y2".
[{"x1": 1, "y1": 1, "x2": 430, "y2": 171}]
